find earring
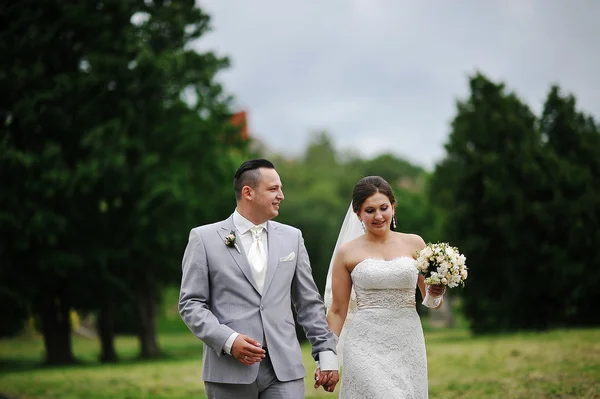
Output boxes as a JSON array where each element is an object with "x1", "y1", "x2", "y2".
[
  {"x1": 392, "y1": 215, "x2": 397, "y2": 229},
  {"x1": 361, "y1": 220, "x2": 366, "y2": 233}
]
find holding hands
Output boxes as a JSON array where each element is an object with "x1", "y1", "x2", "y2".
[{"x1": 314, "y1": 367, "x2": 340, "y2": 392}]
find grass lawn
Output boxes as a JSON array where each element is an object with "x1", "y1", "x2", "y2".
[{"x1": 0, "y1": 327, "x2": 598, "y2": 398}]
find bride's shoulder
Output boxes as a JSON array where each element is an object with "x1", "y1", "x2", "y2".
[
  {"x1": 337, "y1": 235, "x2": 365, "y2": 255},
  {"x1": 336, "y1": 236, "x2": 366, "y2": 265},
  {"x1": 395, "y1": 232, "x2": 426, "y2": 250}
]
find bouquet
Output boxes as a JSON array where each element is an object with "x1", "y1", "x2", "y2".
[{"x1": 415, "y1": 242, "x2": 468, "y2": 288}]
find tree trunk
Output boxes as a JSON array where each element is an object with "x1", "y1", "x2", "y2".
[
  {"x1": 135, "y1": 283, "x2": 161, "y2": 358},
  {"x1": 98, "y1": 295, "x2": 118, "y2": 363},
  {"x1": 38, "y1": 284, "x2": 75, "y2": 365}
]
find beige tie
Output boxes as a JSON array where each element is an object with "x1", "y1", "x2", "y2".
[{"x1": 248, "y1": 226, "x2": 267, "y2": 293}]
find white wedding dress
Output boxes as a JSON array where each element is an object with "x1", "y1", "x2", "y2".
[{"x1": 339, "y1": 256, "x2": 428, "y2": 399}]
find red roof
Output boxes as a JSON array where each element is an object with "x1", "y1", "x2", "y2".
[{"x1": 230, "y1": 111, "x2": 249, "y2": 140}]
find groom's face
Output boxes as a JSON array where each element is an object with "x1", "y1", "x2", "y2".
[{"x1": 250, "y1": 167, "x2": 284, "y2": 221}]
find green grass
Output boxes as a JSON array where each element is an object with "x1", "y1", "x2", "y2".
[{"x1": 1, "y1": 328, "x2": 599, "y2": 398}]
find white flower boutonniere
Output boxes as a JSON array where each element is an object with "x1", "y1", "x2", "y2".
[{"x1": 224, "y1": 230, "x2": 241, "y2": 253}]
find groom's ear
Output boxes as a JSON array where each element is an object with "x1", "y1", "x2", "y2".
[{"x1": 242, "y1": 185, "x2": 254, "y2": 201}]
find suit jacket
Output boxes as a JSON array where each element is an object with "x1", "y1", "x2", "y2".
[{"x1": 178, "y1": 214, "x2": 337, "y2": 383}]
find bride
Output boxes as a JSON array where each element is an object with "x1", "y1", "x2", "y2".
[{"x1": 317, "y1": 176, "x2": 446, "y2": 398}]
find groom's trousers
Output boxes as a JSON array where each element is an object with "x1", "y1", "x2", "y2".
[{"x1": 204, "y1": 352, "x2": 304, "y2": 399}]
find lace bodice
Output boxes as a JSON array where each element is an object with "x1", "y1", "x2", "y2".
[
  {"x1": 351, "y1": 256, "x2": 418, "y2": 310},
  {"x1": 340, "y1": 256, "x2": 428, "y2": 398}
]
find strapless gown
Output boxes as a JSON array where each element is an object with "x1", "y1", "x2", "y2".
[{"x1": 339, "y1": 257, "x2": 428, "y2": 398}]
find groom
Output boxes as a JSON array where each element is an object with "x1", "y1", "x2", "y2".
[{"x1": 179, "y1": 159, "x2": 339, "y2": 398}]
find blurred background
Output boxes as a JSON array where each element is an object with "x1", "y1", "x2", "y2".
[{"x1": 1, "y1": 1, "x2": 598, "y2": 398}]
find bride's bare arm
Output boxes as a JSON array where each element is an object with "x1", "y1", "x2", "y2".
[
  {"x1": 326, "y1": 246, "x2": 352, "y2": 337},
  {"x1": 412, "y1": 234, "x2": 428, "y2": 299},
  {"x1": 417, "y1": 274, "x2": 427, "y2": 301}
]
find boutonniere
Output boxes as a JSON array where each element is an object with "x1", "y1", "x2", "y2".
[{"x1": 224, "y1": 230, "x2": 241, "y2": 253}]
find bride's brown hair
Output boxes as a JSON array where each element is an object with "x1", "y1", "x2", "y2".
[{"x1": 352, "y1": 176, "x2": 396, "y2": 214}]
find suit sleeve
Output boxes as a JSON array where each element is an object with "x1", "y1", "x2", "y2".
[
  {"x1": 291, "y1": 229, "x2": 338, "y2": 360},
  {"x1": 178, "y1": 228, "x2": 236, "y2": 355}
]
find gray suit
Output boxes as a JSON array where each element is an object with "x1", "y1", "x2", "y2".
[{"x1": 179, "y1": 214, "x2": 337, "y2": 388}]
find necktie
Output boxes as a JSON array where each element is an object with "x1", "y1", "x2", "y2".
[{"x1": 248, "y1": 226, "x2": 267, "y2": 293}]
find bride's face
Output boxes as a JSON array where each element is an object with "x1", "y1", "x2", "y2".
[{"x1": 358, "y1": 192, "x2": 394, "y2": 234}]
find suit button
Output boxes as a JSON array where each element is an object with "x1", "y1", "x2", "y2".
[{"x1": 259, "y1": 305, "x2": 264, "y2": 311}]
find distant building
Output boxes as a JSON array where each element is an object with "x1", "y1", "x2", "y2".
[{"x1": 230, "y1": 110, "x2": 249, "y2": 140}]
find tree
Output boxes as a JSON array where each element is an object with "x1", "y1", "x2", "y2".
[
  {"x1": 430, "y1": 73, "x2": 546, "y2": 333},
  {"x1": 431, "y1": 73, "x2": 600, "y2": 333},
  {"x1": 0, "y1": 0, "x2": 145, "y2": 364},
  {"x1": 537, "y1": 86, "x2": 600, "y2": 326},
  {"x1": 103, "y1": 0, "x2": 246, "y2": 360},
  {"x1": 0, "y1": 0, "x2": 247, "y2": 363},
  {"x1": 363, "y1": 153, "x2": 425, "y2": 182}
]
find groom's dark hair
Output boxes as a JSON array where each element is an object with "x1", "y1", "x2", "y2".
[{"x1": 233, "y1": 158, "x2": 276, "y2": 200}]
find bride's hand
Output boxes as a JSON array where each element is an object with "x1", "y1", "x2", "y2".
[
  {"x1": 427, "y1": 284, "x2": 446, "y2": 297},
  {"x1": 314, "y1": 368, "x2": 340, "y2": 392}
]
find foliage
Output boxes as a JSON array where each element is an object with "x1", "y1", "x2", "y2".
[
  {"x1": 431, "y1": 73, "x2": 600, "y2": 333},
  {"x1": 0, "y1": 0, "x2": 247, "y2": 362}
]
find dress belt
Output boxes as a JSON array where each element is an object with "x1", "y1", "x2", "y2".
[{"x1": 355, "y1": 288, "x2": 416, "y2": 310}]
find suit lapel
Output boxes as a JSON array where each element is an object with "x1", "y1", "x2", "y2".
[
  {"x1": 262, "y1": 221, "x2": 282, "y2": 295},
  {"x1": 217, "y1": 216, "x2": 261, "y2": 295}
]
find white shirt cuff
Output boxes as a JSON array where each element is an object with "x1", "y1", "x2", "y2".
[
  {"x1": 223, "y1": 332, "x2": 239, "y2": 355},
  {"x1": 318, "y1": 350, "x2": 338, "y2": 371}
]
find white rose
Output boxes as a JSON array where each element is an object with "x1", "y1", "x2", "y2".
[
  {"x1": 441, "y1": 277, "x2": 448, "y2": 285},
  {"x1": 428, "y1": 273, "x2": 441, "y2": 285},
  {"x1": 445, "y1": 247, "x2": 455, "y2": 257}
]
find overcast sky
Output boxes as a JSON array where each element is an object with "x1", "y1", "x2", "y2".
[{"x1": 194, "y1": 0, "x2": 599, "y2": 170}]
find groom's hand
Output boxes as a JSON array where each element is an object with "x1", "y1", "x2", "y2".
[
  {"x1": 231, "y1": 334, "x2": 266, "y2": 365},
  {"x1": 314, "y1": 368, "x2": 339, "y2": 392}
]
